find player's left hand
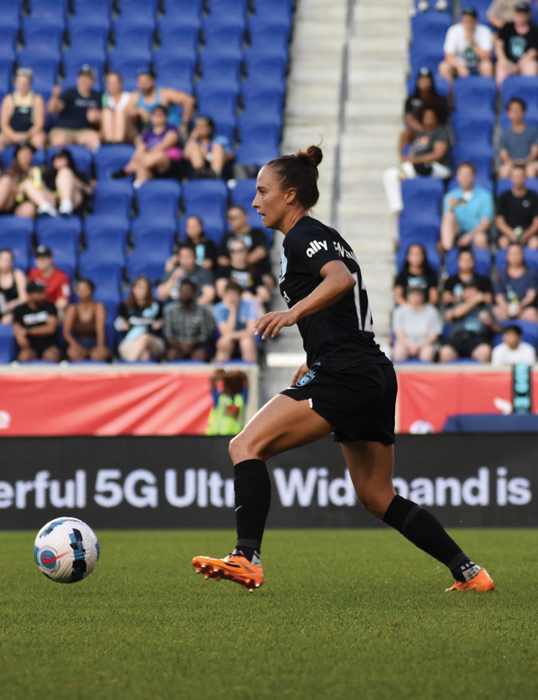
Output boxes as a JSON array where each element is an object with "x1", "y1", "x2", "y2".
[{"x1": 254, "y1": 310, "x2": 297, "y2": 340}]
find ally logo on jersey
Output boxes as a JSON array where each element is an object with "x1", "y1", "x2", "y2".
[{"x1": 305, "y1": 239, "x2": 359, "y2": 265}]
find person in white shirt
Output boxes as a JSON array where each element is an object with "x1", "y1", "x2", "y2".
[
  {"x1": 392, "y1": 285, "x2": 443, "y2": 362},
  {"x1": 492, "y1": 323, "x2": 536, "y2": 364},
  {"x1": 438, "y1": 7, "x2": 494, "y2": 84}
]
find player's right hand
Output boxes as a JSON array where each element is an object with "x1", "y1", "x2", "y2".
[{"x1": 291, "y1": 362, "x2": 309, "y2": 386}]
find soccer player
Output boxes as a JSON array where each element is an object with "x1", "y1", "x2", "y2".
[{"x1": 192, "y1": 146, "x2": 495, "y2": 593}]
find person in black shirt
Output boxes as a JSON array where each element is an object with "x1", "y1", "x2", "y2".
[
  {"x1": 114, "y1": 276, "x2": 164, "y2": 362},
  {"x1": 495, "y1": 2, "x2": 538, "y2": 85},
  {"x1": 215, "y1": 239, "x2": 271, "y2": 308},
  {"x1": 394, "y1": 243, "x2": 438, "y2": 306},
  {"x1": 183, "y1": 215, "x2": 217, "y2": 270},
  {"x1": 12, "y1": 280, "x2": 60, "y2": 362},
  {"x1": 43, "y1": 148, "x2": 94, "y2": 217},
  {"x1": 192, "y1": 146, "x2": 494, "y2": 595},
  {"x1": 442, "y1": 247, "x2": 493, "y2": 307},
  {"x1": 496, "y1": 164, "x2": 538, "y2": 248},
  {"x1": 48, "y1": 65, "x2": 102, "y2": 151},
  {"x1": 399, "y1": 67, "x2": 449, "y2": 155}
]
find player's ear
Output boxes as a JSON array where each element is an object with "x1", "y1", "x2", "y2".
[{"x1": 285, "y1": 187, "x2": 298, "y2": 204}]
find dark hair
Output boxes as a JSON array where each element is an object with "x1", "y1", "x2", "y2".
[
  {"x1": 106, "y1": 71, "x2": 123, "y2": 84},
  {"x1": 179, "y1": 278, "x2": 196, "y2": 291},
  {"x1": 51, "y1": 148, "x2": 77, "y2": 173},
  {"x1": 417, "y1": 101, "x2": 441, "y2": 125},
  {"x1": 266, "y1": 145, "x2": 323, "y2": 210},
  {"x1": 0, "y1": 248, "x2": 14, "y2": 260},
  {"x1": 196, "y1": 114, "x2": 215, "y2": 133},
  {"x1": 77, "y1": 278, "x2": 95, "y2": 294},
  {"x1": 178, "y1": 244, "x2": 196, "y2": 255},
  {"x1": 225, "y1": 280, "x2": 243, "y2": 294},
  {"x1": 457, "y1": 246, "x2": 475, "y2": 260},
  {"x1": 508, "y1": 97, "x2": 526, "y2": 112},
  {"x1": 152, "y1": 104, "x2": 168, "y2": 116},
  {"x1": 403, "y1": 243, "x2": 435, "y2": 276},
  {"x1": 512, "y1": 164, "x2": 526, "y2": 172},
  {"x1": 227, "y1": 205, "x2": 247, "y2": 216},
  {"x1": 504, "y1": 324, "x2": 522, "y2": 336},
  {"x1": 126, "y1": 275, "x2": 154, "y2": 308},
  {"x1": 457, "y1": 161, "x2": 476, "y2": 174}
]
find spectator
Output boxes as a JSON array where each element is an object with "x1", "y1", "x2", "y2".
[
  {"x1": 183, "y1": 115, "x2": 233, "y2": 179},
  {"x1": 383, "y1": 104, "x2": 451, "y2": 214},
  {"x1": 440, "y1": 162, "x2": 493, "y2": 251},
  {"x1": 213, "y1": 280, "x2": 258, "y2": 362},
  {"x1": 111, "y1": 105, "x2": 181, "y2": 188},
  {"x1": 493, "y1": 242, "x2": 538, "y2": 322},
  {"x1": 438, "y1": 7, "x2": 494, "y2": 84},
  {"x1": 0, "y1": 143, "x2": 58, "y2": 218},
  {"x1": 394, "y1": 243, "x2": 439, "y2": 307},
  {"x1": 498, "y1": 98, "x2": 538, "y2": 178},
  {"x1": 28, "y1": 246, "x2": 71, "y2": 314},
  {"x1": 206, "y1": 369, "x2": 248, "y2": 435},
  {"x1": 115, "y1": 276, "x2": 165, "y2": 361},
  {"x1": 443, "y1": 247, "x2": 493, "y2": 307},
  {"x1": 182, "y1": 215, "x2": 217, "y2": 270},
  {"x1": 63, "y1": 279, "x2": 109, "y2": 362},
  {"x1": 216, "y1": 240, "x2": 271, "y2": 308},
  {"x1": 0, "y1": 68, "x2": 46, "y2": 150},
  {"x1": 101, "y1": 72, "x2": 133, "y2": 145},
  {"x1": 163, "y1": 279, "x2": 215, "y2": 361},
  {"x1": 126, "y1": 67, "x2": 194, "y2": 139},
  {"x1": 392, "y1": 285, "x2": 443, "y2": 362},
  {"x1": 440, "y1": 281, "x2": 501, "y2": 362},
  {"x1": 495, "y1": 2, "x2": 538, "y2": 85},
  {"x1": 0, "y1": 248, "x2": 27, "y2": 324},
  {"x1": 157, "y1": 245, "x2": 215, "y2": 305},
  {"x1": 43, "y1": 148, "x2": 94, "y2": 217},
  {"x1": 488, "y1": 0, "x2": 522, "y2": 28},
  {"x1": 12, "y1": 280, "x2": 61, "y2": 363},
  {"x1": 48, "y1": 65, "x2": 102, "y2": 151},
  {"x1": 492, "y1": 323, "x2": 537, "y2": 364},
  {"x1": 496, "y1": 165, "x2": 538, "y2": 248},
  {"x1": 417, "y1": 1, "x2": 448, "y2": 11},
  {"x1": 400, "y1": 67, "x2": 449, "y2": 155}
]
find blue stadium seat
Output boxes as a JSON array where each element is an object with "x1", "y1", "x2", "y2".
[
  {"x1": 130, "y1": 233, "x2": 173, "y2": 261},
  {"x1": 85, "y1": 214, "x2": 129, "y2": 248},
  {"x1": 453, "y1": 77, "x2": 497, "y2": 121},
  {"x1": 398, "y1": 219, "x2": 440, "y2": 247},
  {"x1": 240, "y1": 86, "x2": 285, "y2": 129},
  {"x1": 0, "y1": 218, "x2": 33, "y2": 271},
  {"x1": 447, "y1": 172, "x2": 494, "y2": 193},
  {"x1": 112, "y1": 20, "x2": 154, "y2": 60},
  {"x1": 494, "y1": 320, "x2": 538, "y2": 349},
  {"x1": 0, "y1": 28, "x2": 17, "y2": 63},
  {"x1": 135, "y1": 180, "x2": 181, "y2": 220},
  {"x1": 131, "y1": 216, "x2": 177, "y2": 246},
  {"x1": 0, "y1": 147, "x2": 45, "y2": 171},
  {"x1": 161, "y1": 0, "x2": 202, "y2": 29},
  {"x1": 451, "y1": 149, "x2": 493, "y2": 180},
  {"x1": 0, "y1": 62, "x2": 12, "y2": 95},
  {"x1": 249, "y1": 9, "x2": 293, "y2": 39},
  {"x1": 202, "y1": 27, "x2": 244, "y2": 61},
  {"x1": 126, "y1": 254, "x2": 167, "y2": 285},
  {"x1": 93, "y1": 180, "x2": 134, "y2": 219},
  {"x1": 247, "y1": 26, "x2": 289, "y2": 63},
  {"x1": 67, "y1": 20, "x2": 109, "y2": 56},
  {"x1": 396, "y1": 239, "x2": 441, "y2": 274},
  {"x1": 235, "y1": 125, "x2": 280, "y2": 165},
  {"x1": 230, "y1": 179, "x2": 265, "y2": 230},
  {"x1": 156, "y1": 25, "x2": 199, "y2": 62},
  {"x1": 15, "y1": 50, "x2": 59, "y2": 98},
  {"x1": 78, "y1": 261, "x2": 122, "y2": 304},
  {"x1": 26, "y1": 1, "x2": 66, "y2": 29},
  {"x1": 47, "y1": 146, "x2": 93, "y2": 177},
  {"x1": 495, "y1": 247, "x2": 538, "y2": 274},
  {"x1": 445, "y1": 248, "x2": 492, "y2": 278},
  {"x1": 71, "y1": 1, "x2": 110, "y2": 29},
  {"x1": 452, "y1": 119, "x2": 495, "y2": 161},
  {"x1": 79, "y1": 233, "x2": 126, "y2": 268},
  {"x1": 115, "y1": 1, "x2": 156, "y2": 28},
  {"x1": 22, "y1": 19, "x2": 63, "y2": 61},
  {"x1": 107, "y1": 55, "x2": 150, "y2": 90},
  {"x1": 199, "y1": 56, "x2": 242, "y2": 92},
  {"x1": 401, "y1": 178, "x2": 444, "y2": 226},
  {"x1": 183, "y1": 180, "x2": 228, "y2": 244},
  {"x1": 0, "y1": 1, "x2": 21, "y2": 31},
  {"x1": 406, "y1": 70, "x2": 450, "y2": 100},
  {"x1": 196, "y1": 91, "x2": 237, "y2": 141},
  {"x1": 409, "y1": 44, "x2": 444, "y2": 76},
  {"x1": 0, "y1": 216, "x2": 34, "y2": 243},
  {"x1": 36, "y1": 216, "x2": 82, "y2": 248},
  {"x1": 242, "y1": 65, "x2": 285, "y2": 94},
  {"x1": 94, "y1": 146, "x2": 136, "y2": 180},
  {"x1": 153, "y1": 62, "x2": 193, "y2": 93},
  {"x1": 0, "y1": 326, "x2": 15, "y2": 364},
  {"x1": 411, "y1": 12, "x2": 451, "y2": 41},
  {"x1": 501, "y1": 75, "x2": 538, "y2": 114},
  {"x1": 204, "y1": 11, "x2": 246, "y2": 33},
  {"x1": 496, "y1": 177, "x2": 538, "y2": 196}
]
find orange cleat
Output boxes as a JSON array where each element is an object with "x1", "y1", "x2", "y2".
[
  {"x1": 445, "y1": 568, "x2": 495, "y2": 592},
  {"x1": 192, "y1": 553, "x2": 264, "y2": 591}
]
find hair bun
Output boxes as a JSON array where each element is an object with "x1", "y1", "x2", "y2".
[{"x1": 297, "y1": 145, "x2": 323, "y2": 168}]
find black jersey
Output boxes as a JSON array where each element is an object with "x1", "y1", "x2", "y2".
[{"x1": 279, "y1": 216, "x2": 390, "y2": 370}]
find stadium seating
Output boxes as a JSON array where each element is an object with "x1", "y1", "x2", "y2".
[
  {"x1": 78, "y1": 260, "x2": 122, "y2": 304},
  {"x1": 183, "y1": 180, "x2": 229, "y2": 243},
  {"x1": 0, "y1": 1, "x2": 20, "y2": 31},
  {"x1": 0, "y1": 326, "x2": 15, "y2": 364},
  {"x1": 444, "y1": 248, "x2": 492, "y2": 278},
  {"x1": 47, "y1": 146, "x2": 93, "y2": 177},
  {"x1": 495, "y1": 248, "x2": 538, "y2": 274},
  {"x1": 396, "y1": 239, "x2": 441, "y2": 275},
  {"x1": 452, "y1": 77, "x2": 496, "y2": 122},
  {"x1": 235, "y1": 125, "x2": 280, "y2": 166},
  {"x1": 497, "y1": 178, "x2": 538, "y2": 196},
  {"x1": 230, "y1": 179, "x2": 266, "y2": 232},
  {"x1": 400, "y1": 179, "x2": 444, "y2": 227},
  {"x1": 94, "y1": 146, "x2": 136, "y2": 180},
  {"x1": 93, "y1": 180, "x2": 134, "y2": 219},
  {"x1": 135, "y1": 180, "x2": 181, "y2": 220},
  {"x1": 84, "y1": 214, "x2": 130, "y2": 249},
  {"x1": 161, "y1": 0, "x2": 201, "y2": 29},
  {"x1": 0, "y1": 218, "x2": 33, "y2": 271}
]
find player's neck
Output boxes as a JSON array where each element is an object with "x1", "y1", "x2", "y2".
[{"x1": 280, "y1": 209, "x2": 309, "y2": 235}]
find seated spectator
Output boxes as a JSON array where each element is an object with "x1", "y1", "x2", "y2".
[
  {"x1": 206, "y1": 369, "x2": 248, "y2": 436},
  {"x1": 183, "y1": 115, "x2": 233, "y2": 179},
  {"x1": 498, "y1": 98, "x2": 538, "y2": 178},
  {"x1": 101, "y1": 72, "x2": 133, "y2": 145},
  {"x1": 213, "y1": 280, "x2": 258, "y2": 363},
  {"x1": 12, "y1": 280, "x2": 61, "y2": 363},
  {"x1": 394, "y1": 243, "x2": 438, "y2": 306},
  {"x1": 440, "y1": 281, "x2": 501, "y2": 362},
  {"x1": 443, "y1": 247, "x2": 493, "y2": 307},
  {"x1": 48, "y1": 65, "x2": 102, "y2": 151},
  {"x1": 496, "y1": 165, "x2": 538, "y2": 248},
  {"x1": 492, "y1": 323, "x2": 536, "y2": 364},
  {"x1": 63, "y1": 279, "x2": 109, "y2": 362},
  {"x1": 183, "y1": 215, "x2": 217, "y2": 270},
  {"x1": 383, "y1": 104, "x2": 451, "y2": 214},
  {"x1": 115, "y1": 276, "x2": 164, "y2": 361},
  {"x1": 112, "y1": 105, "x2": 181, "y2": 188},
  {"x1": 216, "y1": 240, "x2": 271, "y2": 308},
  {"x1": 392, "y1": 285, "x2": 443, "y2": 362},
  {"x1": 0, "y1": 248, "x2": 27, "y2": 324},
  {"x1": 488, "y1": 0, "x2": 520, "y2": 28},
  {"x1": 0, "y1": 68, "x2": 46, "y2": 150},
  {"x1": 157, "y1": 244, "x2": 215, "y2": 305},
  {"x1": 163, "y1": 279, "x2": 215, "y2": 361},
  {"x1": 441, "y1": 162, "x2": 493, "y2": 251},
  {"x1": 493, "y1": 242, "x2": 538, "y2": 322},
  {"x1": 28, "y1": 245, "x2": 71, "y2": 314},
  {"x1": 0, "y1": 143, "x2": 57, "y2": 218},
  {"x1": 399, "y1": 68, "x2": 449, "y2": 155},
  {"x1": 495, "y1": 2, "x2": 538, "y2": 85},
  {"x1": 126, "y1": 67, "x2": 194, "y2": 139},
  {"x1": 438, "y1": 7, "x2": 494, "y2": 84},
  {"x1": 43, "y1": 148, "x2": 94, "y2": 216}
]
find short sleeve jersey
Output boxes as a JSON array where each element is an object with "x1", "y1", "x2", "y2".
[
  {"x1": 410, "y1": 126, "x2": 451, "y2": 167},
  {"x1": 28, "y1": 267, "x2": 71, "y2": 305},
  {"x1": 499, "y1": 125, "x2": 538, "y2": 161},
  {"x1": 443, "y1": 23, "x2": 493, "y2": 66},
  {"x1": 498, "y1": 22, "x2": 538, "y2": 63},
  {"x1": 13, "y1": 301, "x2": 58, "y2": 353},
  {"x1": 494, "y1": 268, "x2": 538, "y2": 302},
  {"x1": 279, "y1": 216, "x2": 390, "y2": 370},
  {"x1": 394, "y1": 268, "x2": 438, "y2": 295},
  {"x1": 55, "y1": 87, "x2": 102, "y2": 130}
]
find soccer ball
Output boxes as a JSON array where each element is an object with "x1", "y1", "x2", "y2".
[{"x1": 34, "y1": 517, "x2": 100, "y2": 584}]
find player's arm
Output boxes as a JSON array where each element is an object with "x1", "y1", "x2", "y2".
[{"x1": 254, "y1": 260, "x2": 355, "y2": 340}]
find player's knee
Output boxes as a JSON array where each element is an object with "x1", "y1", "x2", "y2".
[
  {"x1": 229, "y1": 432, "x2": 266, "y2": 463},
  {"x1": 356, "y1": 487, "x2": 395, "y2": 519}
]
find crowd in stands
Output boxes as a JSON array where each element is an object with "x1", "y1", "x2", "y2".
[
  {"x1": 387, "y1": 0, "x2": 538, "y2": 366},
  {"x1": 0, "y1": 0, "x2": 293, "y2": 365}
]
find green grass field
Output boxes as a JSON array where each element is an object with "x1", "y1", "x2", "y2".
[{"x1": 1, "y1": 529, "x2": 537, "y2": 700}]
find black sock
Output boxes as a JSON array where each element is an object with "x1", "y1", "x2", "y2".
[
  {"x1": 383, "y1": 495, "x2": 474, "y2": 582},
  {"x1": 234, "y1": 459, "x2": 271, "y2": 557},
  {"x1": 233, "y1": 546, "x2": 257, "y2": 562}
]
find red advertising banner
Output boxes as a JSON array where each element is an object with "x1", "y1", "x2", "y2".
[{"x1": 0, "y1": 372, "x2": 214, "y2": 436}]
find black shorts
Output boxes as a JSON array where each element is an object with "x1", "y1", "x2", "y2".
[
  {"x1": 281, "y1": 361, "x2": 397, "y2": 445},
  {"x1": 448, "y1": 332, "x2": 487, "y2": 358}
]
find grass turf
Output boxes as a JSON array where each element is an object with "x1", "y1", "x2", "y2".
[{"x1": 0, "y1": 529, "x2": 537, "y2": 700}]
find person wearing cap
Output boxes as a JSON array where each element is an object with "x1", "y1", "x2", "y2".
[
  {"x1": 442, "y1": 247, "x2": 493, "y2": 308},
  {"x1": 48, "y1": 65, "x2": 102, "y2": 151},
  {"x1": 440, "y1": 281, "x2": 501, "y2": 363},
  {"x1": 492, "y1": 323, "x2": 536, "y2": 365},
  {"x1": 438, "y1": 8, "x2": 494, "y2": 83},
  {"x1": 28, "y1": 246, "x2": 71, "y2": 314},
  {"x1": 400, "y1": 68, "x2": 448, "y2": 155},
  {"x1": 498, "y1": 98, "x2": 538, "y2": 178},
  {"x1": 0, "y1": 68, "x2": 45, "y2": 150},
  {"x1": 488, "y1": 0, "x2": 531, "y2": 29},
  {"x1": 0, "y1": 143, "x2": 58, "y2": 218},
  {"x1": 101, "y1": 72, "x2": 134, "y2": 145},
  {"x1": 126, "y1": 67, "x2": 195, "y2": 139},
  {"x1": 495, "y1": 2, "x2": 538, "y2": 84},
  {"x1": 493, "y1": 242, "x2": 538, "y2": 323},
  {"x1": 183, "y1": 115, "x2": 234, "y2": 179},
  {"x1": 392, "y1": 285, "x2": 442, "y2": 362},
  {"x1": 12, "y1": 280, "x2": 61, "y2": 363}
]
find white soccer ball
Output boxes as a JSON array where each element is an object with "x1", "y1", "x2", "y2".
[{"x1": 34, "y1": 517, "x2": 100, "y2": 584}]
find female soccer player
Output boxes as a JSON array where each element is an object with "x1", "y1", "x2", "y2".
[{"x1": 192, "y1": 146, "x2": 494, "y2": 593}]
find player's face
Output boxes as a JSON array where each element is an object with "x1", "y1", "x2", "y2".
[{"x1": 253, "y1": 165, "x2": 291, "y2": 231}]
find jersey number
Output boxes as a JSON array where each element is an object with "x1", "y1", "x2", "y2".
[{"x1": 352, "y1": 273, "x2": 373, "y2": 332}]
